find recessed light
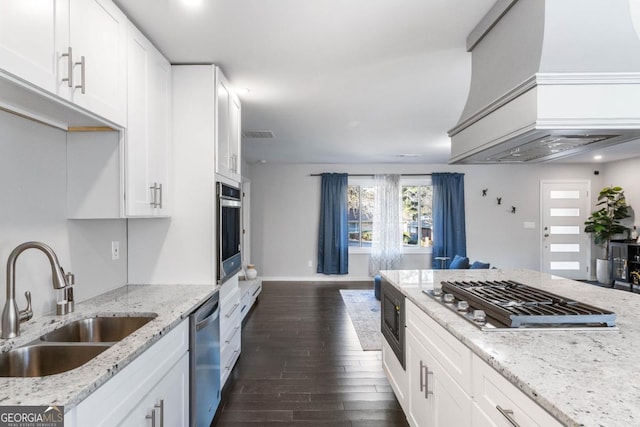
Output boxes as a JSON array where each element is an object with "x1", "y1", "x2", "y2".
[
  {"x1": 181, "y1": 0, "x2": 202, "y2": 8},
  {"x1": 594, "y1": 155, "x2": 603, "y2": 160}
]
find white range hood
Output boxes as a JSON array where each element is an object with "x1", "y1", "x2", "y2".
[{"x1": 449, "y1": 0, "x2": 640, "y2": 163}]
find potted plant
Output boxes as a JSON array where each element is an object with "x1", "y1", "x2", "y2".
[{"x1": 584, "y1": 186, "x2": 631, "y2": 284}]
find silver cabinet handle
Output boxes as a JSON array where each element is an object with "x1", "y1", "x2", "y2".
[
  {"x1": 149, "y1": 183, "x2": 157, "y2": 207},
  {"x1": 424, "y1": 362, "x2": 433, "y2": 399},
  {"x1": 419, "y1": 360, "x2": 425, "y2": 393},
  {"x1": 251, "y1": 286, "x2": 261, "y2": 297},
  {"x1": 154, "y1": 400, "x2": 164, "y2": 427},
  {"x1": 496, "y1": 405, "x2": 520, "y2": 427},
  {"x1": 145, "y1": 408, "x2": 156, "y2": 427},
  {"x1": 225, "y1": 325, "x2": 240, "y2": 343},
  {"x1": 75, "y1": 55, "x2": 85, "y2": 94},
  {"x1": 225, "y1": 349, "x2": 240, "y2": 369},
  {"x1": 61, "y1": 47, "x2": 73, "y2": 87},
  {"x1": 157, "y1": 183, "x2": 163, "y2": 209},
  {"x1": 225, "y1": 302, "x2": 240, "y2": 318}
]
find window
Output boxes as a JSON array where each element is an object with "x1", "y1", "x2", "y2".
[{"x1": 348, "y1": 178, "x2": 432, "y2": 251}]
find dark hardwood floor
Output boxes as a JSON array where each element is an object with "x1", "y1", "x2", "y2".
[{"x1": 213, "y1": 281, "x2": 409, "y2": 426}]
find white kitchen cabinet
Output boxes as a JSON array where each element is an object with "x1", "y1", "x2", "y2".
[
  {"x1": 220, "y1": 275, "x2": 242, "y2": 386},
  {"x1": 239, "y1": 277, "x2": 261, "y2": 320},
  {"x1": 406, "y1": 328, "x2": 472, "y2": 427},
  {"x1": 0, "y1": 0, "x2": 127, "y2": 127},
  {"x1": 0, "y1": 0, "x2": 67, "y2": 94},
  {"x1": 406, "y1": 300, "x2": 472, "y2": 427},
  {"x1": 471, "y1": 354, "x2": 562, "y2": 427},
  {"x1": 125, "y1": 23, "x2": 172, "y2": 217},
  {"x1": 66, "y1": 319, "x2": 189, "y2": 427},
  {"x1": 382, "y1": 339, "x2": 409, "y2": 414},
  {"x1": 66, "y1": 0, "x2": 128, "y2": 126},
  {"x1": 215, "y1": 67, "x2": 241, "y2": 182}
]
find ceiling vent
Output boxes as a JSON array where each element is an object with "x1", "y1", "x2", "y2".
[{"x1": 242, "y1": 130, "x2": 275, "y2": 139}]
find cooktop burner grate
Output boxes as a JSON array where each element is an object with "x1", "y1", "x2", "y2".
[{"x1": 438, "y1": 280, "x2": 616, "y2": 328}]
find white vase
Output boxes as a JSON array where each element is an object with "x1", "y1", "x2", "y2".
[
  {"x1": 245, "y1": 264, "x2": 258, "y2": 280},
  {"x1": 596, "y1": 258, "x2": 610, "y2": 285}
]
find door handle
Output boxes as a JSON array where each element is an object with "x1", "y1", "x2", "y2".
[
  {"x1": 75, "y1": 55, "x2": 85, "y2": 94},
  {"x1": 61, "y1": 47, "x2": 73, "y2": 87},
  {"x1": 154, "y1": 400, "x2": 164, "y2": 427}
]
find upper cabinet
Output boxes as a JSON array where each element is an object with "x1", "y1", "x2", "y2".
[
  {"x1": 215, "y1": 67, "x2": 241, "y2": 182},
  {"x1": 0, "y1": 0, "x2": 127, "y2": 127},
  {"x1": 125, "y1": 23, "x2": 172, "y2": 217},
  {"x1": 66, "y1": 0, "x2": 128, "y2": 126}
]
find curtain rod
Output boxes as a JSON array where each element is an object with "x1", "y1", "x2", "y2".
[{"x1": 309, "y1": 173, "x2": 432, "y2": 177}]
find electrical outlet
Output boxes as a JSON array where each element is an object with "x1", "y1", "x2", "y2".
[{"x1": 111, "y1": 241, "x2": 120, "y2": 260}]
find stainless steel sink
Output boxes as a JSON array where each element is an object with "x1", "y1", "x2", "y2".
[
  {"x1": 40, "y1": 315, "x2": 157, "y2": 343},
  {"x1": 0, "y1": 344, "x2": 109, "y2": 377}
]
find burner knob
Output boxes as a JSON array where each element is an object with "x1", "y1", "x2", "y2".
[
  {"x1": 457, "y1": 300, "x2": 469, "y2": 312},
  {"x1": 472, "y1": 310, "x2": 486, "y2": 324},
  {"x1": 433, "y1": 288, "x2": 443, "y2": 297},
  {"x1": 443, "y1": 293, "x2": 455, "y2": 304}
]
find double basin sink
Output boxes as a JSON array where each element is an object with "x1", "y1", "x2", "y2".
[{"x1": 0, "y1": 315, "x2": 157, "y2": 377}]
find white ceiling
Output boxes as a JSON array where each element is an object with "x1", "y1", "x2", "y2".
[{"x1": 114, "y1": 0, "x2": 638, "y2": 166}]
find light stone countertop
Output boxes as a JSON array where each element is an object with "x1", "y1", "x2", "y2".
[
  {"x1": 380, "y1": 268, "x2": 640, "y2": 427},
  {"x1": 0, "y1": 284, "x2": 217, "y2": 412}
]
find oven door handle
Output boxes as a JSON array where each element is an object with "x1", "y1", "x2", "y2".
[{"x1": 220, "y1": 199, "x2": 241, "y2": 208}]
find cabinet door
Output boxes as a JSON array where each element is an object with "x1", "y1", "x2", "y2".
[
  {"x1": 216, "y1": 69, "x2": 231, "y2": 178},
  {"x1": 229, "y1": 94, "x2": 241, "y2": 179},
  {"x1": 0, "y1": 0, "x2": 68, "y2": 94},
  {"x1": 119, "y1": 353, "x2": 189, "y2": 427},
  {"x1": 68, "y1": 0, "x2": 127, "y2": 126},
  {"x1": 407, "y1": 329, "x2": 472, "y2": 427},
  {"x1": 125, "y1": 24, "x2": 171, "y2": 217}
]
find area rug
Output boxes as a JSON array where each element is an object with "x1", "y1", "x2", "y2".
[{"x1": 339, "y1": 289, "x2": 381, "y2": 351}]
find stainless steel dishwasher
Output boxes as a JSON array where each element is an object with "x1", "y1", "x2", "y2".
[{"x1": 190, "y1": 291, "x2": 221, "y2": 427}]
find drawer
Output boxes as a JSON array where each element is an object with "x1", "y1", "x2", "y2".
[
  {"x1": 220, "y1": 287, "x2": 241, "y2": 333},
  {"x1": 406, "y1": 300, "x2": 472, "y2": 394},
  {"x1": 219, "y1": 275, "x2": 239, "y2": 302},
  {"x1": 220, "y1": 327, "x2": 241, "y2": 385},
  {"x1": 471, "y1": 355, "x2": 562, "y2": 427}
]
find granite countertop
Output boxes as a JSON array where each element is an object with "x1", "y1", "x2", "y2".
[
  {"x1": 0, "y1": 284, "x2": 216, "y2": 412},
  {"x1": 380, "y1": 268, "x2": 640, "y2": 427}
]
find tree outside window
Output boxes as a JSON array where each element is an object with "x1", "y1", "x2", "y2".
[{"x1": 348, "y1": 180, "x2": 432, "y2": 249}]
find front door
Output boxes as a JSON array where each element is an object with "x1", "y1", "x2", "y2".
[{"x1": 540, "y1": 180, "x2": 591, "y2": 280}]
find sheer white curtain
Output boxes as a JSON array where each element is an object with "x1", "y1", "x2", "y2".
[{"x1": 369, "y1": 174, "x2": 403, "y2": 275}]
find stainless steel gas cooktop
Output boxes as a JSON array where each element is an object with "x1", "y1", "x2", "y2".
[{"x1": 423, "y1": 280, "x2": 617, "y2": 331}]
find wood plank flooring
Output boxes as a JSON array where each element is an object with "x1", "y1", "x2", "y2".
[{"x1": 213, "y1": 281, "x2": 409, "y2": 426}]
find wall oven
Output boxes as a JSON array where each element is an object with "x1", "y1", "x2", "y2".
[
  {"x1": 381, "y1": 277, "x2": 405, "y2": 369},
  {"x1": 217, "y1": 182, "x2": 242, "y2": 284}
]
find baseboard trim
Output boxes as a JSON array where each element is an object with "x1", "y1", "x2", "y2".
[{"x1": 261, "y1": 275, "x2": 372, "y2": 282}]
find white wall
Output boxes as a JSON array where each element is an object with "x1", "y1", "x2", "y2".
[
  {"x1": 0, "y1": 110, "x2": 127, "y2": 318},
  {"x1": 249, "y1": 162, "x2": 602, "y2": 279}
]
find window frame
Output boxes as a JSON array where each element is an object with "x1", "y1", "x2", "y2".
[{"x1": 347, "y1": 176, "x2": 433, "y2": 255}]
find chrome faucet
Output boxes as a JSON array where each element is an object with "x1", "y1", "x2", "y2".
[{"x1": 1, "y1": 242, "x2": 69, "y2": 339}]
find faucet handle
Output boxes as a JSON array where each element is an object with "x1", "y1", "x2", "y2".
[
  {"x1": 65, "y1": 271, "x2": 75, "y2": 286},
  {"x1": 19, "y1": 291, "x2": 33, "y2": 323}
]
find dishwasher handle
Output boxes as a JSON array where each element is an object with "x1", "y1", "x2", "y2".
[{"x1": 196, "y1": 303, "x2": 220, "y2": 331}]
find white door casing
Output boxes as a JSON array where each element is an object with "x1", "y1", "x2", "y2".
[{"x1": 540, "y1": 180, "x2": 591, "y2": 280}]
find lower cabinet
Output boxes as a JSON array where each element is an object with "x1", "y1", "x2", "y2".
[
  {"x1": 471, "y1": 355, "x2": 562, "y2": 427},
  {"x1": 406, "y1": 302, "x2": 472, "y2": 427},
  {"x1": 389, "y1": 300, "x2": 563, "y2": 427},
  {"x1": 65, "y1": 319, "x2": 189, "y2": 427},
  {"x1": 239, "y1": 277, "x2": 262, "y2": 321},
  {"x1": 220, "y1": 275, "x2": 242, "y2": 386}
]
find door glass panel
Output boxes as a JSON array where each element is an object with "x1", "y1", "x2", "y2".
[
  {"x1": 549, "y1": 208, "x2": 580, "y2": 216},
  {"x1": 550, "y1": 244, "x2": 580, "y2": 252},
  {"x1": 550, "y1": 190, "x2": 580, "y2": 199},
  {"x1": 550, "y1": 261, "x2": 580, "y2": 270},
  {"x1": 549, "y1": 226, "x2": 580, "y2": 235}
]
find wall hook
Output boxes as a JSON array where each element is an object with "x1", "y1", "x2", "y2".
[
  {"x1": 497, "y1": 197, "x2": 502, "y2": 205},
  {"x1": 482, "y1": 189, "x2": 488, "y2": 197},
  {"x1": 511, "y1": 206, "x2": 516, "y2": 214}
]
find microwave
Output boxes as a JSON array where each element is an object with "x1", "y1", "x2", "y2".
[{"x1": 217, "y1": 182, "x2": 242, "y2": 284}]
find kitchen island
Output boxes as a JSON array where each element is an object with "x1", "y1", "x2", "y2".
[
  {"x1": 381, "y1": 269, "x2": 639, "y2": 427},
  {"x1": 0, "y1": 284, "x2": 215, "y2": 412}
]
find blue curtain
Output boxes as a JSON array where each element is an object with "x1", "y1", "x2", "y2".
[
  {"x1": 432, "y1": 173, "x2": 466, "y2": 269},
  {"x1": 317, "y1": 173, "x2": 349, "y2": 274}
]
